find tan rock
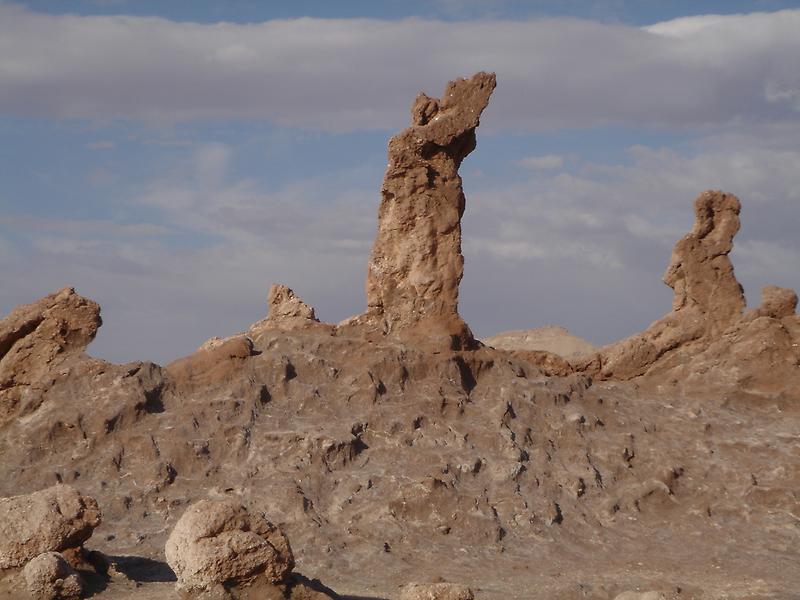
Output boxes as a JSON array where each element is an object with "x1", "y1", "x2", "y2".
[
  {"x1": 359, "y1": 72, "x2": 496, "y2": 349},
  {"x1": 751, "y1": 285, "x2": 798, "y2": 319},
  {"x1": 164, "y1": 499, "x2": 294, "y2": 595},
  {"x1": 596, "y1": 191, "x2": 746, "y2": 379},
  {"x1": 614, "y1": 592, "x2": 667, "y2": 600},
  {"x1": 249, "y1": 284, "x2": 327, "y2": 335},
  {"x1": 399, "y1": 582, "x2": 474, "y2": 600},
  {"x1": 0, "y1": 287, "x2": 101, "y2": 425},
  {"x1": 0, "y1": 485, "x2": 101, "y2": 569},
  {"x1": 22, "y1": 552, "x2": 84, "y2": 600}
]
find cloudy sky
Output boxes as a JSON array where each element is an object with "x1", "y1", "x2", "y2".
[{"x1": 1, "y1": 0, "x2": 799, "y2": 364}]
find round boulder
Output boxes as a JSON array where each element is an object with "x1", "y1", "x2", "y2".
[
  {"x1": 165, "y1": 499, "x2": 294, "y2": 594},
  {"x1": 0, "y1": 484, "x2": 101, "y2": 569},
  {"x1": 23, "y1": 552, "x2": 84, "y2": 600}
]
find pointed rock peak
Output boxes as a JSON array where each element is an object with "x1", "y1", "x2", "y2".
[
  {"x1": 664, "y1": 190, "x2": 745, "y2": 328},
  {"x1": 267, "y1": 284, "x2": 317, "y2": 321},
  {"x1": 361, "y1": 72, "x2": 496, "y2": 348}
]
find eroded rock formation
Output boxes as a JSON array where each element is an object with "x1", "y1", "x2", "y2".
[
  {"x1": 592, "y1": 191, "x2": 746, "y2": 379},
  {"x1": 356, "y1": 71, "x2": 496, "y2": 348},
  {"x1": 0, "y1": 485, "x2": 101, "y2": 569},
  {"x1": 0, "y1": 287, "x2": 101, "y2": 425},
  {"x1": 165, "y1": 499, "x2": 295, "y2": 597}
]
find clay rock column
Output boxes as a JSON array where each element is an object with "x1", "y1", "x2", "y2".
[
  {"x1": 363, "y1": 71, "x2": 496, "y2": 348},
  {"x1": 663, "y1": 190, "x2": 745, "y2": 334},
  {"x1": 594, "y1": 190, "x2": 747, "y2": 379}
]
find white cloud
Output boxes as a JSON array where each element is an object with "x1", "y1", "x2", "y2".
[
  {"x1": 517, "y1": 154, "x2": 564, "y2": 170},
  {"x1": 0, "y1": 6, "x2": 798, "y2": 130}
]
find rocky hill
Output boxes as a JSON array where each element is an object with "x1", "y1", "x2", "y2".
[{"x1": 1, "y1": 73, "x2": 798, "y2": 600}]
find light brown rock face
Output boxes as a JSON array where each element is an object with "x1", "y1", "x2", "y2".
[
  {"x1": 0, "y1": 485, "x2": 101, "y2": 569},
  {"x1": 663, "y1": 190, "x2": 744, "y2": 332},
  {"x1": 750, "y1": 285, "x2": 797, "y2": 319},
  {"x1": 250, "y1": 284, "x2": 323, "y2": 333},
  {"x1": 595, "y1": 191, "x2": 746, "y2": 379},
  {"x1": 165, "y1": 499, "x2": 294, "y2": 596},
  {"x1": 0, "y1": 287, "x2": 100, "y2": 425},
  {"x1": 399, "y1": 582, "x2": 475, "y2": 600},
  {"x1": 22, "y1": 552, "x2": 84, "y2": 600},
  {"x1": 361, "y1": 72, "x2": 496, "y2": 348}
]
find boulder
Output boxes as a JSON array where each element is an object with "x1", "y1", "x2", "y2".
[
  {"x1": 357, "y1": 72, "x2": 496, "y2": 349},
  {"x1": 22, "y1": 552, "x2": 83, "y2": 600},
  {"x1": 399, "y1": 582, "x2": 475, "y2": 600},
  {"x1": 0, "y1": 485, "x2": 101, "y2": 569},
  {"x1": 164, "y1": 499, "x2": 294, "y2": 595}
]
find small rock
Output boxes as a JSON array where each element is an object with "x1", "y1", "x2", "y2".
[
  {"x1": 399, "y1": 582, "x2": 475, "y2": 600},
  {"x1": 23, "y1": 552, "x2": 84, "y2": 600},
  {"x1": 614, "y1": 592, "x2": 667, "y2": 600}
]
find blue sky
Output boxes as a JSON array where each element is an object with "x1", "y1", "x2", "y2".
[{"x1": 1, "y1": 1, "x2": 799, "y2": 363}]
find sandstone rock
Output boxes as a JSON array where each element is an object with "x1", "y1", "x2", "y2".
[
  {"x1": 358, "y1": 72, "x2": 496, "y2": 349},
  {"x1": 250, "y1": 284, "x2": 328, "y2": 335},
  {"x1": 0, "y1": 287, "x2": 101, "y2": 424},
  {"x1": 751, "y1": 285, "x2": 797, "y2": 319},
  {"x1": 0, "y1": 485, "x2": 101, "y2": 569},
  {"x1": 399, "y1": 582, "x2": 474, "y2": 600},
  {"x1": 165, "y1": 499, "x2": 294, "y2": 595},
  {"x1": 663, "y1": 190, "x2": 744, "y2": 328},
  {"x1": 22, "y1": 552, "x2": 83, "y2": 600},
  {"x1": 595, "y1": 191, "x2": 746, "y2": 379}
]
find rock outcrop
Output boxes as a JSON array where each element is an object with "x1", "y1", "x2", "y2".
[
  {"x1": 0, "y1": 287, "x2": 100, "y2": 425},
  {"x1": 748, "y1": 285, "x2": 797, "y2": 320},
  {"x1": 355, "y1": 71, "x2": 496, "y2": 349},
  {"x1": 165, "y1": 499, "x2": 295, "y2": 597},
  {"x1": 593, "y1": 191, "x2": 746, "y2": 379},
  {"x1": 251, "y1": 284, "x2": 323, "y2": 333},
  {"x1": 0, "y1": 485, "x2": 101, "y2": 569},
  {"x1": 22, "y1": 552, "x2": 84, "y2": 600}
]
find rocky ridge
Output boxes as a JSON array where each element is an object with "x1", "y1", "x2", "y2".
[{"x1": 0, "y1": 73, "x2": 799, "y2": 599}]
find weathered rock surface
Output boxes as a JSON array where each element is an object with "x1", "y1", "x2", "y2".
[
  {"x1": 0, "y1": 287, "x2": 101, "y2": 425},
  {"x1": 357, "y1": 71, "x2": 496, "y2": 348},
  {"x1": 1, "y1": 77, "x2": 800, "y2": 600},
  {"x1": 251, "y1": 284, "x2": 324, "y2": 333},
  {"x1": 592, "y1": 191, "x2": 746, "y2": 379},
  {"x1": 749, "y1": 285, "x2": 797, "y2": 319},
  {"x1": 165, "y1": 499, "x2": 294, "y2": 596},
  {"x1": 22, "y1": 552, "x2": 83, "y2": 600},
  {"x1": 0, "y1": 485, "x2": 101, "y2": 569},
  {"x1": 399, "y1": 582, "x2": 474, "y2": 600}
]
